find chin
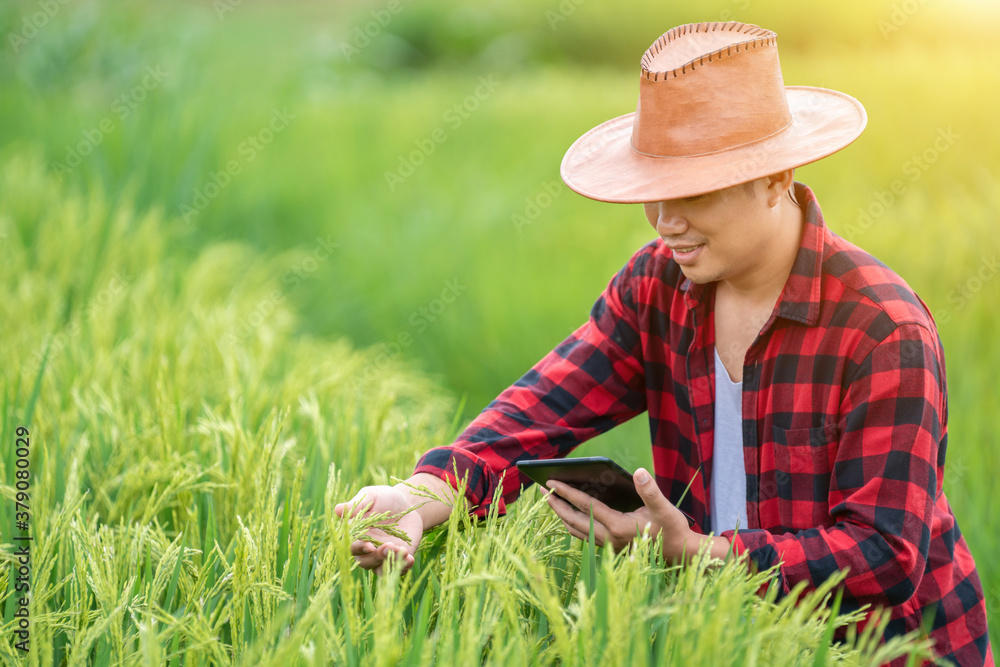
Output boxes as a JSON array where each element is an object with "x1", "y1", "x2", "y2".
[{"x1": 678, "y1": 267, "x2": 718, "y2": 285}]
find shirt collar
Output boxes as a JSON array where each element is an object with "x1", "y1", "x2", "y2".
[{"x1": 681, "y1": 182, "x2": 825, "y2": 327}]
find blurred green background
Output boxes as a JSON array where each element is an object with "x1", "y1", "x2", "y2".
[{"x1": 2, "y1": 0, "x2": 998, "y2": 643}]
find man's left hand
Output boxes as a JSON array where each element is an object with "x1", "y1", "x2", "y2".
[{"x1": 543, "y1": 467, "x2": 730, "y2": 563}]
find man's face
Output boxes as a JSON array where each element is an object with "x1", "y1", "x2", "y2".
[{"x1": 643, "y1": 179, "x2": 785, "y2": 286}]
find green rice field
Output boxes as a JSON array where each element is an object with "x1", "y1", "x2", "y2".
[{"x1": 0, "y1": 0, "x2": 998, "y2": 663}]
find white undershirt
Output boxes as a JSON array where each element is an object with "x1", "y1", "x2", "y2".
[{"x1": 710, "y1": 346, "x2": 749, "y2": 535}]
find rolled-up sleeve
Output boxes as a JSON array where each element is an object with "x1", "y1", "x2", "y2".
[{"x1": 413, "y1": 261, "x2": 648, "y2": 517}]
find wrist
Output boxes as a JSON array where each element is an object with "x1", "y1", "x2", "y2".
[
  {"x1": 706, "y1": 535, "x2": 732, "y2": 561},
  {"x1": 667, "y1": 530, "x2": 731, "y2": 564},
  {"x1": 394, "y1": 473, "x2": 457, "y2": 531}
]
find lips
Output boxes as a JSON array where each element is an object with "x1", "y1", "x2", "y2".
[{"x1": 666, "y1": 242, "x2": 705, "y2": 266}]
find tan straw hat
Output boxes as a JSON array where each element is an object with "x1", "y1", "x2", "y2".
[{"x1": 560, "y1": 22, "x2": 867, "y2": 203}]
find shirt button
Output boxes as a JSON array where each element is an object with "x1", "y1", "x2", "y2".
[{"x1": 701, "y1": 418, "x2": 709, "y2": 427}]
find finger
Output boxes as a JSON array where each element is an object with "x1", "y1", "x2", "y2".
[
  {"x1": 545, "y1": 480, "x2": 592, "y2": 512},
  {"x1": 391, "y1": 548, "x2": 415, "y2": 572},
  {"x1": 546, "y1": 492, "x2": 585, "y2": 534},
  {"x1": 354, "y1": 549, "x2": 387, "y2": 571},
  {"x1": 545, "y1": 490, "x2": 581, "y2": 525},
  {"x1": 373, "y1": 546, "x2": 413, "y2": 575},
  {"x1": 562, "y1": 521, "x2": 604, "y2": 547},
  {"x1": 544, "y1": 497, "x2": 585, "y2": 541},
  {"x1": 632, "y1": 468, "x2": 671, "y2": 514},
  {"x1": 356, "y1": 543, "x2": 415, "y2": 572},
  {"x1": 547, "y1": 493, "x2": 610, "y2": 544},
  {"x1": 349, "y1": 540, "x2": 399, "y2": 566},
  {"x1": 381, "y1": 544, "x2": 404, "y2": 559},
  {"x1": 350, "y1": 540, "x2": 378, "y2": 557},
  {"x1": 546, "y1": 480, "x2": 618, "y2": 529},
  {"x1": 338, "y1": 492, "x2": 377, "y2": 519}
]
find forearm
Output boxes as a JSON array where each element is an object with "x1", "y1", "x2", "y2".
[
  {"x1": 395, "y1": 473, "x2": 460, "y2": 531},
  {"x1": 674, "y1": 532, "x2": 731, "y2": 564},
  {"x1": 700, "y1": 535, "x2": 732, "y2": 562}
]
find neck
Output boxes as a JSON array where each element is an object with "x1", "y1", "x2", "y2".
[{"x1": 719, "y1": 195, "x2": 804, "y2": 306}]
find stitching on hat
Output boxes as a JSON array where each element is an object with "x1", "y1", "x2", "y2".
[{"x1": 640, "y1": 22, "x2": 777, "y2": 80}]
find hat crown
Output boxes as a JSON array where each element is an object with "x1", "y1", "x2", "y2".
[
  {"x1": 641, "y1": 22, "x2": 776, "y2": 79},
  {"x1": 631, "y1": 22, "x2": 792, "y2": 158}
]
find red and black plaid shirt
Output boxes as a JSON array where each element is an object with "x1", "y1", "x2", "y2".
[{"x1": 414, "y1": 183, "x2": 992, "y2": 665}]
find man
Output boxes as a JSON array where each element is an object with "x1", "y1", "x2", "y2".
[{"x1": 335, "y1": 22, "x2": 992, "y2": 665}]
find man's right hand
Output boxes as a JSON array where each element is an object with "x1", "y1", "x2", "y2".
[
  {"x1": 334, "y1": 485, "x2": 424, "y2": 575},
  {"x1": 335, "y1": 473, "x2": 459, "y2": 576}
]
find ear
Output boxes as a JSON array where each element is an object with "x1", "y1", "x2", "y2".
[{"x1": 764, "y1": 169, "x2": 795, "y2": 207}]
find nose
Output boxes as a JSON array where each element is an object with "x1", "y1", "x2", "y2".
[{"x1": 645, "y1": 202, "x2": 689, "y2": 237}]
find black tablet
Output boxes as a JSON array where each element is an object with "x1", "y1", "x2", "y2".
[{"x1": 516, "y1": 456, "x2": 695, "y2": 526}]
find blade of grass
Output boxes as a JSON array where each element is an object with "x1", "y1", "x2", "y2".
[
  {"x1": 583, "y1": 508, "x2": 597, "y2": 596},
  {"x1": 165, "y1": 546, "x2": 185, "y2": 613},
  {"x1": 20, "y1": 336, "x2": 50, "y2": 426},
  {"x1": 403, "y1": 584, "x2": 433, "y2": 667},
  {"x1": 812, "y1": 586, "x2": 843, "y2": 667}
]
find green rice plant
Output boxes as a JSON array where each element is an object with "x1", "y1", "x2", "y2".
[
  {"x1": 0, "y1": 150, "x2": 451, "y2": 663},
  {"x1": 1, "y1": 0, "x2": 996, "y2": 659},
  {"x1": 0, "y1": 154, "x2": 933, "y2": 664}
]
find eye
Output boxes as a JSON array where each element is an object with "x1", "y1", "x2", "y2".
[{"x1": 682, "y1": 194, "x2": 705, "y2": 203}]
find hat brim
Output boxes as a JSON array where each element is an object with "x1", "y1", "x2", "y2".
[{"x1": 560, "y1": 86, "x2": 867, "y2": 203}]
